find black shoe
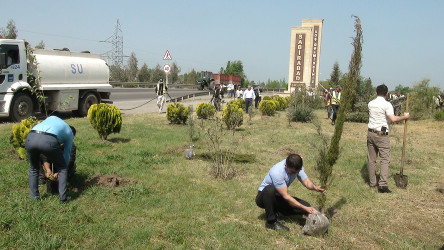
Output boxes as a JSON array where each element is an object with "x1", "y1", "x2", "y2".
[
  {"x1": 378, "y1": 186, "x2": 392, "y2": 193},
  {"x1": 331, "y1": 121, "x2": 335, "y2": 125},
  {"x1": 265, "y1": 221, "x2": 290, "y2": 231},
  {"x1": 276, "y1": 212, "x2": 284, "y2": 221},
  {"x1": 60, "y1": 199, "x2": 69, "y2": 204}
]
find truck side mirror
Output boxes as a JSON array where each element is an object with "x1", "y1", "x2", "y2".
[{"x1": 0, "y1": 53, "x2": 6, "y2": 69}]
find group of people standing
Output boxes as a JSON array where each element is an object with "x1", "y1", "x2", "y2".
[
  {"x1": 255, "y1": 84, "x2": 410, "y2": 231},
  {"x1": 23, "y1": 82, "x2": 410, "y2": 236},
  {"x1": 212, "y1": 83, "x2": 262, "y2": 114}
]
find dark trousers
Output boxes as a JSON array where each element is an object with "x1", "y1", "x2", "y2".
[
  {"x1": 255, "y1": 96, "x2": 262, "y2": 108},
  {"x1": 332, "y1": 104, "x2": 339, "y2": 122},
  {"x1": 25, "y1": 132, "x2": 68, "y2": 201},
  {"x1": 255, "y1": 185, "x2": 310, "y2": 224},
  {"x1": 245, "y1": 98, "x2": 253, "y2": 113}
]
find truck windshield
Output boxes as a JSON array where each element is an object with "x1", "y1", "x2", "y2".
[{"x1": 0, "y1": 44, "x2": 20, "y2": 67}]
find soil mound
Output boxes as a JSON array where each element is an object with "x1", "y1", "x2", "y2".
[{"x1": 86, "y1": 174, "x2": 137, "y2": 188}]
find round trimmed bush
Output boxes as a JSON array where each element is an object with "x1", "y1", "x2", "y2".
[
  {"x1": 9, "y1": 116, "x2": 40, "y2": 159},
  {"x1": 196, "y1": 103, "x2": 216, "y2": 119},
  {"x1": 272, "y1": 95, "x2": 288, "y2": 111},
  {"x1": 222, "y1": 100, "x2": 244, "y2": 130},
  {"x1": 87, "y1": 104, "x2": 122, "y2": 140},
  {"x1": 167, "y1": 103, "x2": 191, "y2": 124},
  {"x1": 259, "y1": 100, "x2": 277, "y2": 116},
  {"x1": 234, "y1": 98, "x2": 245, "y2": 110}
]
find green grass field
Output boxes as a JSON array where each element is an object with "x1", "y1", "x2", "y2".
[{"x1": 1, "y1": 109, "x2": 443, "y2": 249}]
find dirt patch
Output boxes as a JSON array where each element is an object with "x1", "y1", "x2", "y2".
[
  {"x1": 86, "y1": 174, "x2": 138, "y2": 188},
  {"x1": 163, "y1": 145, "x2": 188, "y2": 154},
  {"x1": 7, "y1": 149, "x2": 22, "y2": 161},
  {"x1": 276, "y1": 146, "x2": 298, "y2": 156},
  {"x1": 436, "y1": 185, "x2": 444, "y2": 194}
]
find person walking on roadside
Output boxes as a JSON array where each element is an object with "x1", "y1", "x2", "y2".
[
  {"x1": 25, "y1": 116, "x2": 74, "y2": 204},
  {"x1": 324, "y1": 88, "x2": 332, "y2": 119},
  {"x1": 227, "y1": 82, "x2": 234, "y2": 98},
  {"x1": 255, "y1": 154, "x2": 326, "y2": 231},
  {"x1": 155, "y1": 79, "x2": 168, "y2": 113},
  {"x1": 331, "y1": 85, "x2": 342, "y2": 125},
  {"x1": 236, "y1": 86, "x2": 243, "y2": 99},
  {"x1": 254, "y1": 85, "x2": 262, "y2": 109},
  {"x1": 367, "y1": 84, "x2": 410, "y2": 193},
  {"x1": 243, "y1": 85, "x2": 256, "y2": 113}
]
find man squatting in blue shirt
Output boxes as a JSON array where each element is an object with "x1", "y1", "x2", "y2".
[
  {"x1": 25, "y1": 116, "x2": 74, "y2": 204},
  {"x1": 255, "y1": 154, "x2": 326, "y2": 231}
]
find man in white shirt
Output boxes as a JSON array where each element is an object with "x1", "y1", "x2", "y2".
[
  {"x1": 227, "y1": 83, "x2": 234, "y2": 98},
  {"x1": 242, "y1": 85, "x2": 255, "y2": 113},
  {"x1": 367, "y1": 84, "x2": 410, "y2": 193},
  {"x1": 236, "y1": 86, "x2": 243, "y2": 99}
]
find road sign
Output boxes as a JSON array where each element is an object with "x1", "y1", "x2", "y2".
[
  {"x1": 163, "y1": 64, "x2": 171, "y2": 73},
  {"x1": 163, "y1": 50, "x2": 172, "y2": 60}
]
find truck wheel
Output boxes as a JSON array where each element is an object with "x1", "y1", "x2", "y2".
[
  {"x1": 78, "y1": 93, "x2": 98, "y2": 117},
  {"x1": 10, "y1": 93, "x2": 34, "y2": 122}
]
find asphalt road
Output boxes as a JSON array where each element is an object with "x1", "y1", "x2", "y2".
[
  {"x1": 108, "y1": 88, "x2": 211, "y2": 114},
  {"x1": 0, "y1": 88, "x2": 211, "y2": 123},
  {"x1": 108, "y1": 88, "x2": 208, "y2": 102}
]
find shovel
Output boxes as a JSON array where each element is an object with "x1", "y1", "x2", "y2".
[{"x1": 394, "y1": 93, "x2": 409, "y2": 188}]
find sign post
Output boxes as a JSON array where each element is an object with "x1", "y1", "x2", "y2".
[{"x1": 163, "y1": 50, "x2": 172, "y2": 85}]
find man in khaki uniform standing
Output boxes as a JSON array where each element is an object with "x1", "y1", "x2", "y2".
[{"x1": 367, "y1": 84, "x2": 410, "y2": 193}]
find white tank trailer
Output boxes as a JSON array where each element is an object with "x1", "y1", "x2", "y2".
[{"x1": 0, "y1": 39, "x2": 112, "y2": 122}]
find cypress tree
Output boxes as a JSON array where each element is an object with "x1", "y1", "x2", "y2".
[{"x1": 317, "y1": 15, "x2": 363, "y2": 209}]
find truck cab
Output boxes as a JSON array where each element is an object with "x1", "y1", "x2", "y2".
[
  {"x1": 0, "y1": 39, "x2": 31, "y2": 121},
  {"x1": 0, "y1": 39, "x2": 112, "y2": 122}
]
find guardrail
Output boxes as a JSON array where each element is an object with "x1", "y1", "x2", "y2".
[
  {"x1": 166, "y1": 91, "x2": 212, "y2": 103},
  {"x1": 109, "y1": 82, "x2": 286, "y2": 92},
  {"x1": 110, "y1": 82, "x2": 199, "y2": 89}
]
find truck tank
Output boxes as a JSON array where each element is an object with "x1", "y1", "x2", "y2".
[{"x1": 30, "y1": 49, "x2": 110, "y2": 88}]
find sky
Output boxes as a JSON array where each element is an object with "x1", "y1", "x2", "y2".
[{"x1": 2, "y1": 0, "x2": 443, "y2": 90}]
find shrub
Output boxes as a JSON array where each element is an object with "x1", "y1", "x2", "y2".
[
  {"x1": 222, "y1": 100, "x2": 244, "y2": 130},
  {"x1": 272, "y1": 95, "x2": 290, "y2": 111},
  {"x1": 234, "y1": 98, "x2": 245, "y2": 110},
  {"x1": 434, "y1": 109, "x2": 444, "y2": 121},
  {"x1": 9, "y1": 116, "x2": 40, "y2": 159},
  {"x1": 262, "y1": 96, "x2": 272, "y2": 101},
  {"x1": 353, "y1": 101, "x2": 369, "y2": 113},
  {"x1": 289, "y1": 85, "x2": 321, "y2": 109},
  {"x1": 166, "y1": 103, "x2": 191, "y2": 125},
  {"x1": 203, "y1": 118, "x2": 237, "y2": 180},
  {"x1": 196, "y1": 103, "x2": 216, "y2": 119},
  {"x1": 87, "y1": 104, "x2": 122, "y2": 140},
  {"x1": 409, "y1": 79, "x2": 440, "y2": 120},
  {"x1": 287, "y1": 104, "x2": 313, "y2": 122},
  {"x1": 259, "y1": 100, "x2": 277, "y2": 116},
  {"x1": 345, "y1": 112, "x2": 369, "y2": 123}
]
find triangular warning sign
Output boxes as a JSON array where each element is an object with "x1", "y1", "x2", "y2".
[{"x1": 163, "y1": 50, "x2": 172, "y2": 60}]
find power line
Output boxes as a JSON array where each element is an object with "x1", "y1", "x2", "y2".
[{"x1": 21, "y1": 29, "x2": 101, "y2": 43}]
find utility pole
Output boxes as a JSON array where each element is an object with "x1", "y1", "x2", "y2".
[{"x1": 101, "y1": 19, "x2": 127, "y2": 67}]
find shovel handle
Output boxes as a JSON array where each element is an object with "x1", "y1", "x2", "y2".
[{"x1": 400, "y1": 94, "x2": 409, "y2": 176}]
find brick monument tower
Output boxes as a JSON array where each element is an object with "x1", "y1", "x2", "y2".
[{"x1": 287, "y1": 19, "x2": 324, "y2": 93}]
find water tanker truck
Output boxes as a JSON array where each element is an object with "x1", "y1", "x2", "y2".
[{"x1": 0, "y1": 38, "x2": 112, "y2": 122}]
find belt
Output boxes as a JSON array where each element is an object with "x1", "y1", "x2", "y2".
[
  {"x1": 368, "y1": 128, "x2": 388, "y2": 135},
  {"x1": 30, "y1": 130, "x2": 58, "y2": 139}
]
